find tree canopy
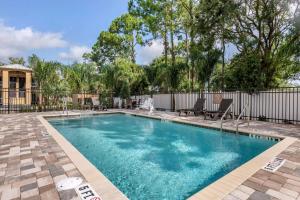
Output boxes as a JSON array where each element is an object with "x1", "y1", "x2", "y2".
[
  {"x1": 88, "y1": 0, "x2": 300, "y2": 93},
  {"x1": 6, "y1": 0, "x2": 299, "y2": 99}
]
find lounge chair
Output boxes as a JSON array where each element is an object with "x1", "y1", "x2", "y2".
[
  {"x1": 91, "y1": 97, "x2": 107, "y2": 111},
  {"x1": 137, "y1": 98, "x2": 154, "y2": 110},
  {"x1": 204, "y1": 99, "x2": 233, "y2": 120},
  {"x1": 177, "y1": 98, "x2": 206, "y2": 116}
]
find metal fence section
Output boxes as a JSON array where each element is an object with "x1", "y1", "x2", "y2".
[
  {"x1": 1, "y1": 87, "x2": 300, "y2": 124},
  {"x1": 0, "y1": 88, "x2": 103, "y2": 114},
  {"x1": 127, "y1": 87, "x2": 300, "y2": 124}
]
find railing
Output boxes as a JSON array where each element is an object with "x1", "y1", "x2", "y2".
[
  {"x1": 2, "y1": 87, "x2": 300, "y2": 125},
  {"x1": 220, "y1": 104, "x2": 233, "y2": 131},
  {"x1": 236, "y1": 102, "x2": 250, "y2": 133},
  {"x1": 0, "y1": 88, "x2": 110, "y2": 114},
  {"x1": 128, "y1": 87, "x2": 300, "y2": 124}
]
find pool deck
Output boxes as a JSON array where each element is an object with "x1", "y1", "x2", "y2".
[{"x1": 0, "y1": 110, "x2": 299, "y2": 200}]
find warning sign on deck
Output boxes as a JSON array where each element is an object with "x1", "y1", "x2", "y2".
[
  {"x1": 76, "y1": 183, "x2": 102, "y2": 200},
  {"x1": 262, "y1": 157, "x2": 285, "y2": 172}
]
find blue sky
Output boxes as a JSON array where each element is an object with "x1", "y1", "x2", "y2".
[
  {"x1": 0, "y1": 0, "x2": 237, "y2": 65},
  {"x1": 0, "y1": 0, "x2": 131, "y2": 64}
]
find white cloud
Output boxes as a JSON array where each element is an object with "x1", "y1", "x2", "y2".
[
  {"x1": 0, "y1": 21, "x2": 67, "y2": 61},
  {"x1": 137, "y1": 40, "x2": 163, "y2": 65},
  {"x1": 59, "y1": 46, "x2": 91, "y2": 63}
]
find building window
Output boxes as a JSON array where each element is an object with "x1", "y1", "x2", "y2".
[
  {"x1": 19, "y1": 77, "x2": 26, "y2": 97},
  {"x1": 9, "y1": 77, "x2": 17, "y2": 97}
]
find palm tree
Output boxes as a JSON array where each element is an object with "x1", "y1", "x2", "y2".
[
  {"x1": 28, "y1": 55, "x2": 61, "y2": 105},
  {"x1": 64, "y1": 63, "x2": 98, "y2": 93}
]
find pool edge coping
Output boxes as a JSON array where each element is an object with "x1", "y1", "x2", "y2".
[
  {"x1": 38, "y1": 111, "x2": 298, "y2": 200},
  {"x1": 37, "y1": 113, "x2": 129, "y2": 200}
]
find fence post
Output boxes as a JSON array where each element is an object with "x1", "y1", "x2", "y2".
[
  {"x1": 8, "y1": 89, "x2": 10, "y2": 114},
  {"x1": 249, "y1": 93, "x2": 252, "y2": 120},
  {"x1": 170, "y1": 92, "x2": 173, "y2": 112},
  {"x1": 239, "y1": 91, "x2": 242, "y2": 115}
]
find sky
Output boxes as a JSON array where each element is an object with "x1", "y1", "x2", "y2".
[
  {"x1": 0, "y1": 0, "x2": 239, "y2": 65},
  {"x1": 0, "y1": 0, "x2": 163, "y2": 64}
]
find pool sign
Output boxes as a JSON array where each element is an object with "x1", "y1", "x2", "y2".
[
  {"x1": 263, "y1": 157, "x2": 285, "y2": 172},
  {"x1": 76, "y1": 183, "x2": 102, "y2": 200}
]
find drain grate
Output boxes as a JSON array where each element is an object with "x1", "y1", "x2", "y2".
[{"x1": 56, "y1": 177, "x2": 83, "y2": 191}]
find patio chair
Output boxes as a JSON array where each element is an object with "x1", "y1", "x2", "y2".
[
  {"x1": 177, "y1": 98, "x2": 206, "y2": 116},
  {"x1": 91, "y1": 97, "x2": 107, "y2": 111},
  {"x1": 204, "y1": 98, "x2": 233, "y2": 120},
  {"x1": 137, "y1": 98, "x2": 154, "y2": 110},
  {"x1": 126, "y1": 99, "x2": 133, "y2": 109}
]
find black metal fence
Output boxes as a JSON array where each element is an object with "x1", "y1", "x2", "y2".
[
  {"x1": 1, "y1": 87, "x2": 300, "y2": 124},
  {"x1": 0, "y1": 88, "x2": 105, "y2": 114}
]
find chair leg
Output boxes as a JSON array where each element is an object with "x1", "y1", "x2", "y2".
[{"x1": 212, "y1": 113, "x2": 218, "y2": 120}]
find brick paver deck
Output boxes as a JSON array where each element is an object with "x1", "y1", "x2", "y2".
[
  {"x1": 0, "y1": 113, "x2": 84, "y2": 200},
  {"x1": 224, "y1": 141, "x2": 300, "y2": 200},
  {"x1": 0, "y1": 110, "x2": 300, "y2": 200}
]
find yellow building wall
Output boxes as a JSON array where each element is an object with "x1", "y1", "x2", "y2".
[
  {"x1": 25, "y1": 72, "x2": 32, "y2": 105},
  {"x1": 2, "y1": 70, "x2": 8, "y2": 105},
  {"x1": 1, "y1": 69, "x2": 32, "y2": 105}
]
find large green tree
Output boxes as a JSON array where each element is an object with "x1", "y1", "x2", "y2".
[
  {"x1": 196, "y1": 0, "x2": 236, "y2": 90},
  {"x1": 232, "y1": 0, "x2": 300, "y2": 88},
  {"x1": 89, "y1": 31, "x2": 130, "y2": 66},
  {"x1": 28, "y1": 55, "x2": 63, "y2": 104},
  {"x1": 90, "y1": 0, "x2": 300, "y2": 95},
  {"x1": 90, "y1": 13, "x2": 144, "y2": 66},
  {"x1": 64, "y1": 62, "x2": 99, "y2": 94},
  {"x1": 100, "y1": 58, "x2": 148, "y2": 98},
  {"x1": 109, "y1": 13, "x2": 145, "y2": 63}
]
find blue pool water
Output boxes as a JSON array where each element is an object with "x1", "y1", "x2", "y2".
[{"x1": 49, "y1": 114, "x2": 276, "y2": 200}]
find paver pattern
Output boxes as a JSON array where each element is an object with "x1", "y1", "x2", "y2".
[
  {"x1": 0, "y1": 110, "x2": 300, "y2": 200},
  {"x1": 0, "y1": 113, "x2": 83, "y2": 200},
  {"x1": 224, "y1": 141, "x2": 300, "y2": 200}
]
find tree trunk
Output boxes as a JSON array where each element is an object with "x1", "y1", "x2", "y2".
[
  {"x1": 190, "y1": 37, "x2": 195, "y2": 91},
  {"x1": 221, "y1": 33, "x2": 225, "y2": 91},
  {"x1": 131, "y1": 45, "x2": 136, "y2": 63},
  {"x1": 131, "y1": 34, "x2": 136, "y2": 63},
  {"x1": 163, "y1": 28, "x2": 168, "y2": 67},
  {"x1": 110, "y1": 90, "x2": 114, "y2": 108},
  {"x1": 185, "y1": 30, "x2": 191, "y2": 91},
  {"x1": 170, "y1": 22, "x2": 175, "y2": 71},
  {"x1": 189, "y1": 0, "x2": 195, "y2": 91},
  {"x1": 163, "y1": 7, "x2": 168, "y2": 67}
]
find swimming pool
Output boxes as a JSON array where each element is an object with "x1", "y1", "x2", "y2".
[{"x1": 49, "y1": 113, "x2": 276, "y2": 200}]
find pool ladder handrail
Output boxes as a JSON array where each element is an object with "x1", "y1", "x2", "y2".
[
  {"x1": 236, "y1": 102, "x2": 250, "y2": 133},
  {"x1": 220, "y1": 104, "x2": 233, "y2": 131}
]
